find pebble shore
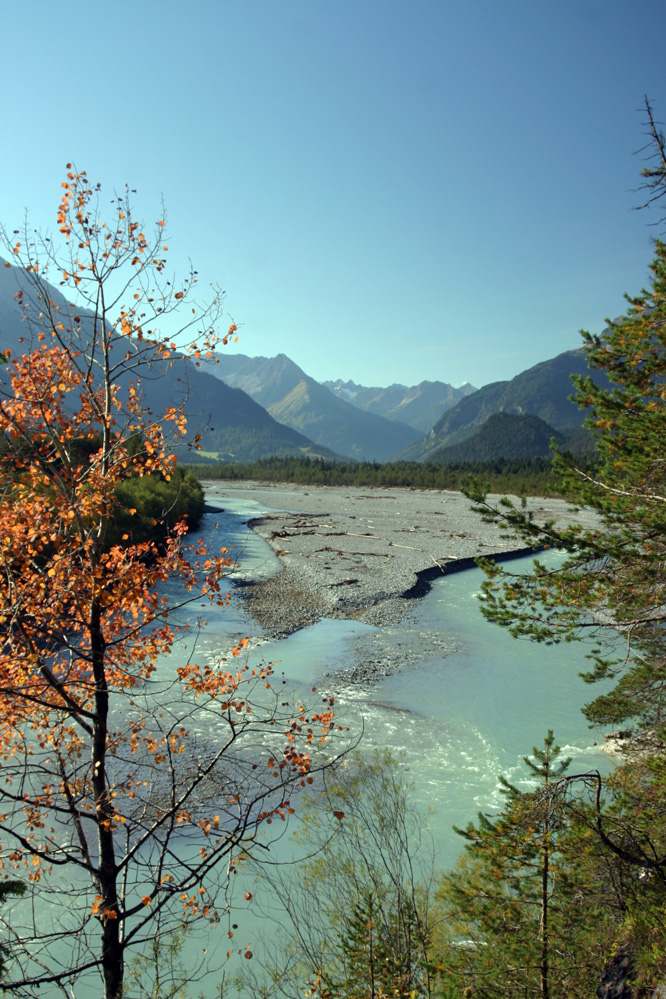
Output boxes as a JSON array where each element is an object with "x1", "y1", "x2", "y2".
[{"x1": 201, "y1": 481, "x2": 590, "y2": 640}]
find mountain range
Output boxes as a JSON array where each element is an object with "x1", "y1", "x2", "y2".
[
  {"x1": 0, "y1": 264, "x2": 612, "y2": 465},
  {"x1": 322, "y1": 378, "x2": 477, "y2": 433},
  {"x1": 397, "y1": 348, "x2": 609, "y2": 462},
  {"x1": 207, "y1": 353, "x2": 425, "y2": 461}
]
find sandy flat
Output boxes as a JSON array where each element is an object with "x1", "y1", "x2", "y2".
[{"x1": 201, "y1": 481, "x2": 589, "y2": 637}]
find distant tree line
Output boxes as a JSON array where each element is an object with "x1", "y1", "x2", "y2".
[{"x1": 185, "y1": 455, "x2": 569, "y2": 496}]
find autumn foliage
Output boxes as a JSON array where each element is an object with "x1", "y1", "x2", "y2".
[{"x1": 0, "y1": 169, "x2": 342, "y2": 998}]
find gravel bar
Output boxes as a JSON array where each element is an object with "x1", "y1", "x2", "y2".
[{"x1": 201, "y1": 481, "x2": 590, "y2": 639}]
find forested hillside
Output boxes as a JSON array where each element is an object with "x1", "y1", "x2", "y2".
[
  {"x1": 400, "y1": 348, "x2": 612, "y2": 462},
  {"x1": 429, "y1": 411, "x2": 565, "y2": 461}
]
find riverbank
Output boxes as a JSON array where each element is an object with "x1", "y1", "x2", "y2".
[{"x1": 202, "y1": 481, "x2": 591, "y2": 639}]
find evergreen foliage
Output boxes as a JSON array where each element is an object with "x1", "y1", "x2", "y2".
[
  {"x1": 185, "y1": 455, "x2": 563, "y2": 497},
  {"x1": 438, "y1": 734, "x2": 607, "y2": 998},
  {"x1": 468, "y1": 240, "x2": 666, "y2": 730},
  {"x1": 459, "y1": 240, "x2": 666, "y2": 992},
  {"x1": 438, "y1": 735, "x2": 666, "y2": 995}
]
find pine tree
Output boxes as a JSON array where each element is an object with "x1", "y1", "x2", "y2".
[
  {"x1": 438, "y1": 733, "x2": 607, "y2": 999},
  {"x1": 468, "y1": 240, "x2": 666, "y2": 734},
  {"x1": 464, "y1": 239, "x2": 666, "y2": 988}
]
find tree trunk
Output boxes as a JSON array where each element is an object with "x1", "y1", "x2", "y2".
[
  {"x1": 90, "y1": 598, "x2": 124, "y2": 999},
  {"x1": 540, "y1": 841, "x2": 549, "y2": 999}
]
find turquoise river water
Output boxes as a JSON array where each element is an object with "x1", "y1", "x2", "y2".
[
  {"x1": 19, "y1": 495, "x2": 614, "y2": 996},
  {"x1": 164, "y1": 496, "x2": 613, "y2": 995}
]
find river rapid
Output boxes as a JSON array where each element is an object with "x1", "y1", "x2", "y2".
[{"x1": 190, "y1": 495, "x2": 612, "y2": 857}]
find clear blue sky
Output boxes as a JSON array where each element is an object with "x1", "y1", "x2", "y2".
[{"x1": 1, "y1": 0, "x2": 664, "y2": 389}]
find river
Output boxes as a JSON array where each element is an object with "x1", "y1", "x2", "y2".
[
  {"x1": 169, "y1": 495, "x2": 613, "y2": 994},
  {"x1": 15, "y1": 495, "x2": 614, "y2": 996},
  {"x1": 191, "y1": 496, "x2": 612, "y2": 843}
]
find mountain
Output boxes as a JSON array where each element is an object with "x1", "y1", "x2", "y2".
[
  {"x1": 150, "y1": 365, "x2": 341, "y2": 463},
  {"x1": 322, "y1": 378, "x2": 477, "y2": 433},
  {"x1": 399, "y1": 348, "x2": 609, "y2": 462},
  {"x1": 208, "y1": 353, "x2": 422, "y2": 461},
  {"x1": 429, "y1": 412, "x2": 567, "y2": 462},
  {"x1": 0, "y1": 264, "x2": 338, "y2": 464}
]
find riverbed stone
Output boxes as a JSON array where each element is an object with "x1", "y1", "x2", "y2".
[{"x1": 202, "y1": 481, "x2": 593, "y2": 640}]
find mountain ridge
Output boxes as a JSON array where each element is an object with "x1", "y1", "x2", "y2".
[
  {"x1": 0, "y1": 264, "x2": 338, "y2": 464},
  {"x1": 208, "y1": 352, "x2": 422, "y2": 461},
  {"x1": 398, "y1": 348, "x2": 609, "y2": 462},
  {"x1": 323, "y1": 377, "x2": 477, "y2": 432}
]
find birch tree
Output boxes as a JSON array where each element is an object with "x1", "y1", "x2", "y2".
[{"x1": 0, "y1": 168, "x2": 343, "y2": 998}]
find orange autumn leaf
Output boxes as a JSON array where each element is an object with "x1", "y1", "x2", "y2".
[{"x1": 0, "y1": 165, "x2": 348, "y2": 994}]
